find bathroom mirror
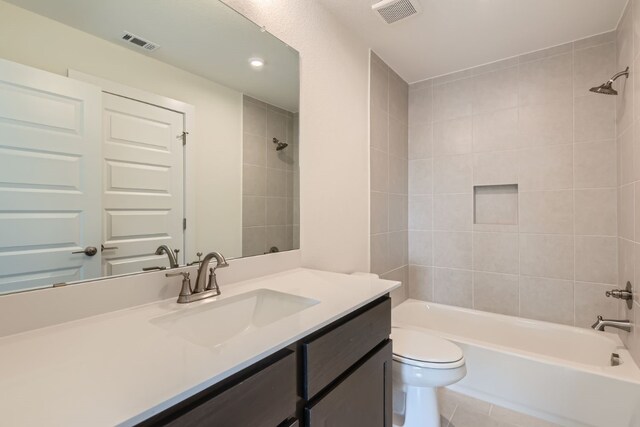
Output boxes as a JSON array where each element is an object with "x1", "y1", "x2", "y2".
[{"x1": 0, "y1": 0, "x2": 300, "y2": 294}]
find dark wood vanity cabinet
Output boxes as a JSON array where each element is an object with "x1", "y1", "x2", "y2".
[
  {"x1": 305, "y1": 341, "x2": 392, "y2": 426},
  {"x1": 301, "y1": 297, "x2": 392, "y2": 426},
  {"x1": 140, "y1": 349, "x2": 298, "y2": 427},
  {"x1": 140, "y1": 296, "x2": 391, "y2": 427}
]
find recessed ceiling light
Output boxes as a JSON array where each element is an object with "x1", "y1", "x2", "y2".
[{"x1": 249, "y1": 58, "x2": 264, "y2": 69}]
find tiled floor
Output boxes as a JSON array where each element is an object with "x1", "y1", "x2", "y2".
[{"x1": 439, "y1": 388, "x2": 562, "y2": 427}]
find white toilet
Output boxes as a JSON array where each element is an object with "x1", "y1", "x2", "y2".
[{"x1": 391, "y1": 327, "x2": 466, "y2": 427}]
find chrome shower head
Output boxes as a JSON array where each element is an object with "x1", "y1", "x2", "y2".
[
  {"x1": 589, "y1": 81, "x2": 618, "y2": 95},
  {"x1": 273, "y1": 137, "x2": 288, "y2": 151},
  {"x1": 589, "y1": 67, "x2": 629, "y2": 95}
]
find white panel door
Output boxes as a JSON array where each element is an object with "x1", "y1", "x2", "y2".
[
  {"x1": 101, "y1": 93, "x2": 184, "y2": 275},
  {"x1": 0, "y1": 58, "x2": 102, "y2": 293}
]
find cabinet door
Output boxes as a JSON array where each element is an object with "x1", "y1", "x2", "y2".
[
  {"x1": 303, "y1": 298, "x2": 391, "y2": 399},
  {"x1": 162, "y1": 351, "x2": 296, "y2": 427},
  {"x1": 305, "y1": 341, "x2": 392, "y2": 427}
]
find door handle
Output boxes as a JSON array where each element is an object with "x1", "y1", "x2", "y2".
[
  {"x1": 101, "y1": 244, "x2": 119, "y2": 252},
  {"x1": 142, "y1": 266, "x2": 166, "y2": 271},
  {"x1": 72, "y1": 246, "x2": 98, "y2": 256}
]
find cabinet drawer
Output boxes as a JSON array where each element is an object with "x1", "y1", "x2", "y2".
[
  {"x1": 164, "y1": 351, "x2": 296, "y2": 427},
  {"x1": 302, "y1": 297, "x2": 391, "y2": 399},
  {"x1": 305, "y1": 341, "x2": 392, "y2": 426}
]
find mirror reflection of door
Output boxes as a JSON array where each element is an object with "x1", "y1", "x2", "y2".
[
  {"x1": 0, "y1": 58, "x2": 186, "y2": 293},
  {"x1": 0, "y1": 0, "x2": 300, "y2": 294},
  {"x1": 101, "y1": 93, "x2": 184, "y2": 275},
  {"x1": 0, "y1": 58, "x2": 102, "y2": 293}
]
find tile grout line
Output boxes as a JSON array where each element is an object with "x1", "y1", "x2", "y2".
[
  {"x1": 470, "y1": 95, "x2": 476, "y2": 310},
  {"x1": 517, "y1": 57, "x2": 522, "y2": 318},
  {"x1": 446, "y1": 403, "x2": 458, "y2": 427},
  {"x1": 385, "y1": 62, "x2": 391, "y2": 276},
  {"x1": 572, "y1": 42, "x2": 578, "y2": 327},
  {"x1": 431, "y1": 83, "x2": 435, "y2": 301}
]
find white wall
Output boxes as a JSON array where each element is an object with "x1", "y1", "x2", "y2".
[
  {"x1": 0, "y1": 0, "x2": 243, "y2": 260},
  {"x1": 222, "y1": 0, "x2": 371, "y2": 273}
]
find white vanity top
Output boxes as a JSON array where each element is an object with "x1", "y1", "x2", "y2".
[{"x1": 0, "y1": 268, "x2": 398, "y2": 427}]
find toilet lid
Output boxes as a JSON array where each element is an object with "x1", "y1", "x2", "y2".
[{"x1": 391, "y1": 327, "x2": 464, "y2": 367}]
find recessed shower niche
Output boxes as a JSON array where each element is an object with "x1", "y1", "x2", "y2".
[{"x1": 473, "y1": 184, "x2": 518, "y2": 225}]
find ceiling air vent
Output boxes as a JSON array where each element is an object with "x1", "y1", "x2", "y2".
[
  {"x1": 372, "y1": 0, "x2": 421, "y2": 24},
  {"x1": 121, "y1": 32, "x2": 160, "y2": 52}
]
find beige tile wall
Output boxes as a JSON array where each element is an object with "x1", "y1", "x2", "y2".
[
  {"x1": 405, "y1": 33, "x2": 622, "y2": 328},
  {"x1": 616, "y1": 1, "x2": 640, "y2": 365},
  {"x1": 370, "y1": 52, "x2": 410, "y2": 304},
  {"x1": 242, "y1": 96, "x2": 299, "y2": 256}
]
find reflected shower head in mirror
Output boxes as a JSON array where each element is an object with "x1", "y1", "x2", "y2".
[
  {"x1": 273, "y1": 137, "x2": 288, "y2": 151},
  {"x1": 589, "y1": 67, "x2": 629, "y2": 95}
]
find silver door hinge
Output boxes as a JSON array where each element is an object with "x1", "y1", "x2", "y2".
[
  {"x1": 183, "y1": 218, "x2": 187, "y2": 230},
  {"x1": 178, "y1": 131, "x2": 189, "y2": 146}
]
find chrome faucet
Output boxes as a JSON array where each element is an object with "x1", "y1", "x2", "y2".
[
  {"x1": 591, "y1": 316, "x2": 632, "y2": 333},
  {"x1": 166, "y1": 251, "x2": 228, "y2": 304},
  {"x1": 155, "y1": 245, "x2": 179, "y2": 269},
  {"x1": 194, "y1": 252, "x2": 229, "y2": 293}
]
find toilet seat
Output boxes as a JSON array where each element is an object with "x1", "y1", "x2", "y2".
[{"x1": 391, "y1": 327, "x2": 465, "y2": 369}]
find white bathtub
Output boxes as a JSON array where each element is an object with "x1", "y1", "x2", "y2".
[{"x1": 392, "y1": 299, "x2": 640, "y2": 427}]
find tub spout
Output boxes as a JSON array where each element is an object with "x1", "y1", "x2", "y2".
[{"x1": 591, "y1": 315, "x2": 631, "y2": 333}]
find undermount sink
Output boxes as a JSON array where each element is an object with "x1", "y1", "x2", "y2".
[{"x1": 150, "y1": 289, "x2": 320, "y2": 348}]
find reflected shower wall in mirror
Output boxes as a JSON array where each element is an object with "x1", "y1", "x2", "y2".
[
  {"x1": 0, "y1": 0, "x2": 300, "y2": 294},
  {"x1": 242, "y1": 96, "x2": 300, "y2": 257}
]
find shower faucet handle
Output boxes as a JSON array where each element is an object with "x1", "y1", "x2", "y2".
[
  {"x1": 606, "y1": 289, "x2": 633, "y2": 300},
  {"x1": 605, "y1": 282, "x2": 633, "y2": 310}
]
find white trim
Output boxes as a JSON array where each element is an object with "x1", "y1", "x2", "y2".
[
  {"x1": 67, "y1": 69, "x2": 197, "y2": 263},
  {"x1": 68, "y1": 69, "x2": 194, "y2": 116}
]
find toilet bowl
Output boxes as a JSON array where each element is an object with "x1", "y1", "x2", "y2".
[{"x1": 391, "y1": 327, "x2": 466, "y2": 427}]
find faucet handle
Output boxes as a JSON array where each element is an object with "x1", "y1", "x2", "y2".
[
  {"x1": 606, "y1": 289, "x2": 633, "y2": 300},
  {"x1": 605, "y1": 282, "x2": 633, "y2": 310},
  {"x1": 165, "y1": 271, "x2": 189, "y2": 279},
  {"x1": 166, "y1": 272, "x2": 193, "y2": 302},
  {"x1": 206, "y1": 267, "x2": 221, "y2": 295}
]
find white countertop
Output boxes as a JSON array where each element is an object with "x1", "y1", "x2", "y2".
[{"x1": 0, "y1": 268, "x2": 398, "y2": 427}]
